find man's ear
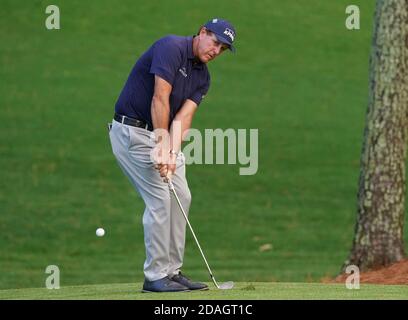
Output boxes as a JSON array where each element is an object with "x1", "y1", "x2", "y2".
[{"x1": 198, "y1": 27, "x2": 207, "y2": 36}]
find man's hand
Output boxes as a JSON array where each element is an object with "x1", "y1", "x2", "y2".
[
  {"x1": 158, "y1": 162, "x2": 176, "y2": 182},
  {"x1": 165, "y1": 153, "x2": 177, "y2": 181},
  {"x1": 153, "y1": 145, "x2": 176, "y2": 182},
  {"x1": 152, "y1": 143, "x2": 170, "y2": 168}
]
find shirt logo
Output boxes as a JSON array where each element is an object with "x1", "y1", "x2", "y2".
[
  {"x1": 223, "y1": 28, "x2": 235, "y2": 42},
  {"x1": 179, "y1": 67, "x2": 187, "y2": 78}
]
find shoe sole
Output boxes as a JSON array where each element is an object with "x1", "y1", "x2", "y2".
[
  {"x1": 141, "y1": 289, "x2": 190, "y2": 293},
  {"x1": 190, "y1": 287, "x2": 209, "y2": 291}
]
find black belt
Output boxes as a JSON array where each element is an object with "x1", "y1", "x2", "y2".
[{"x1": 114, "y1": 113, "x2": 153, "y2": 131}]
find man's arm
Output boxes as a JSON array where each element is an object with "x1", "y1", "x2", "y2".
[
  {"x1": 150, "y1": 76, "x2": 198, "y2": 180},
  {"x1": 151, "y1": 75, "x2": 172, "y2": 174},
  {"x1": 151, "y1": 75, "x2": 172, "y2": 134},
  {"x1": 170, "y1": 99, "x2": 198, "y2": 154},
  {"x1": 158, "y1": 99, "x2": 197, "y2": 181}
]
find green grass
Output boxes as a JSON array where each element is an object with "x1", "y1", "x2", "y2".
[
  {"x1": 1, "y1": 0, "x2": 407, "y2": 294},
  {"x1": 1, "y1": 282, "x2": 407, "y2": 300}
]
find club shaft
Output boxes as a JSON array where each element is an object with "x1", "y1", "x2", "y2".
[{"x1": 168, "y1": 181, "x2": 219, "y2": 288}]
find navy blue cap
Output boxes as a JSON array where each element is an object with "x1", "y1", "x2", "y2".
[{"x1": 203, "y1": 18, "x2": 236, "y2": 52}]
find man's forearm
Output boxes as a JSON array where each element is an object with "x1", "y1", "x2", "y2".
[
  {"x1": 151, "y1": 95, "x2": 171, "y2": 143},
  {"x1": 169, "y1": 113, "x2": 193, "y2": 154}
]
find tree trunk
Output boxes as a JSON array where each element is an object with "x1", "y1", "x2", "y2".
[{"x1": 343, "y1": 0, "x2": 408, "y2": 272}]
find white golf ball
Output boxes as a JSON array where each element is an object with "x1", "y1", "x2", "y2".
[{"x1": 96, "y1": 228, "x2": 105, "y2": 237}]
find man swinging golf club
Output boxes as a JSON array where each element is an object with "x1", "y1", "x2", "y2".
[{"x1": 109, "y1": 18, "x2": 236, "y2": 292}]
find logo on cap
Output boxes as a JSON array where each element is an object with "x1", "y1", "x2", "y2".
[{"x1": 223, "y1": 28, "x2": 235, "y2": 42}]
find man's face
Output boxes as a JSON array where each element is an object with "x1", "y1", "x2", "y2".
[{"x1": 196, "y1": 28, "x2": 229, "y2": 63}]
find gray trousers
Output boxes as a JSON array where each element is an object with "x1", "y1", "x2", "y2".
[{"x1": 109, "y1": 119, "x2": 191, "y2": 281}]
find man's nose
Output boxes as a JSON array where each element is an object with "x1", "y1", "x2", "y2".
[{"x1": 214, "y1": 45, "x2": 222, "y2": 55}]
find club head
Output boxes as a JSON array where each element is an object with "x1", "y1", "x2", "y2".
[{"x1": 218, "y1": 281, "x2": 234, "y2": 290}]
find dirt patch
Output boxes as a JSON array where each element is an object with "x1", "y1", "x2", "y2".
[{"x1": 323, "y1": 259, "x2": 408, "y2": 285}]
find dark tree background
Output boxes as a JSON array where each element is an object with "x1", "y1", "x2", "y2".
[{"x1": 343, "y1": 0, "x2": 408, "y2": 271}]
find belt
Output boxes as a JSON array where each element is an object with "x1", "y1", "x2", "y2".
[{"x1": 114, "y1": 113, "x2": 153, "y2": 131}]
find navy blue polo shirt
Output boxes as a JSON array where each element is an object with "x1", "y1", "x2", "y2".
[{"x1": 115, "y1": 35, "x2": 210, "y2": 128}]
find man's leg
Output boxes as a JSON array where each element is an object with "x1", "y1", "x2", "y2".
[
  {"x1": 109, "y1": 121, "x2": 172, "y2": 281},
  {"x1": 168, "y1": 152, "x2": 192, "y2": 277},
  {"x1": 167, "y1": 154, "x2": 209, "y2": 290}
]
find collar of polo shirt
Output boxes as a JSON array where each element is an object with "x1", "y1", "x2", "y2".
[{"x1": 188, "y1": 36, "x2": 205, "y2": 69}]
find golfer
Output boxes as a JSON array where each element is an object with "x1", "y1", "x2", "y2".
[{"x1": 109, "y1": 18, "x2": 236, "y2": 292}]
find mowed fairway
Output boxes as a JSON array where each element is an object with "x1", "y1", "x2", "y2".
[
  {"x1": 1, "y1": 0, "x2": 407, "y2": 298},
  {"x1": 1, "y1": 282, "x2": 408, "y2": 300}
]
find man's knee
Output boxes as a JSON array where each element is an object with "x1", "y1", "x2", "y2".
[
  {"x1": 143, "y1": 196, "x2": 171, "y2": 224},
  {"x1": 176, "y1": 187, "x2": 192, "y2": 206}
]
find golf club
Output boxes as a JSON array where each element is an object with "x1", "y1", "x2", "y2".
[{"x1": 167, "y1": 178, "x2": 234, "y2": 290}]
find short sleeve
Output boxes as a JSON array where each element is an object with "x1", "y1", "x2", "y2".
[
  {"x1": 188, "y1": 74, "x2": 210, "y2": 106},
  {"x1": 149, "y1": 38, "x2": 182, "y2": 85}
]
